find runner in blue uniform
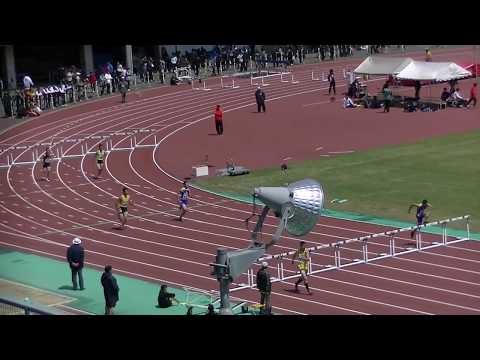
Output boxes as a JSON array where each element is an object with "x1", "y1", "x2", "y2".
[
  {"x1": 178, "y1": 181, "x2": 190, "y2": 221},
  {"x1": 408, "y1": 200, "x2": 432, "y2": 238}
]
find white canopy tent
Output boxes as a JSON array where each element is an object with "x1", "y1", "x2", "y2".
[
  {"x1": 353, "y1": 56, "x2": 414, "y2": 76},
  {"x1": 395, "y1": 61, "x2": 472, "y2": 81}
]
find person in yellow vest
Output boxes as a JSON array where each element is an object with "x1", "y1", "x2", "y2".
[
  {"x1": 291, "y1": 241, "x2": 312, "y2": 295},
  {"x1": 115, "y1": 187, "x2": 134, "y2": 229},
  {"x1": 94, "y1": 143, "x2": 106, "y2": 179}
]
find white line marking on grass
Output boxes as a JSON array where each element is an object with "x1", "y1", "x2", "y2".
[{"x1": 328, "y1": 150, "x2": 355, "y2": 154}]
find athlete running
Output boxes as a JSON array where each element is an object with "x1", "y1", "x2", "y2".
[
  {"x1": 291, "y1": 241, "x2": 312, "y2": 295},
  {"x1": 94, "y1": 143, "x2": 106, "y2": 179},
  {"x1": 41, "y1": 146, "x2": 53, "y2": 181},
  {"x1": 178, "y1": 181, "x2": 190, "y2": 222},
  {"x1": 408, "y1": 199, "x2": 432, "y2": 239},
  {"x1": 115, "y1": 187, "x2": 134, "y2": 229}
]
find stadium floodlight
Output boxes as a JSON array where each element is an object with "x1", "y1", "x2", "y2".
[{"x1": 210, "y1": 179, "x2": 324, "y2": 314}]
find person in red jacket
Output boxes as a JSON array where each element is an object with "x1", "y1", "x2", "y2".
[
  {"x1": 214, "y1": 104, "x2": 223, "y2": 135},
  {"x1": 466, "y1": 83, "x2": 477, "y2": 108}
]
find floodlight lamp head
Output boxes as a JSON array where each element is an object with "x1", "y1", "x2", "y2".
[{"x1": 254, "y1": 179, "x2": 324, "y2": 237}]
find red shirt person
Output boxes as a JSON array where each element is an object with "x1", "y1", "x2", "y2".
[
  {"x1": 467, "y1": 83, "x2": 477, "y2": 108},
  {"x1": 214, "y1": 105, "x2": 224, "y2": 135}
]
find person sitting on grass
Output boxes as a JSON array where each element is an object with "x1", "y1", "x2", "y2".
[
  {"x1": 343, "y1": 93, "x2": 359, "y2": 109},
  {"x1": 157, "y1": 284, "x2": 179, "y2": 308}
]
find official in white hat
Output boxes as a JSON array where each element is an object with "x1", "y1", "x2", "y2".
[{"x1": 67, "y1": 237, "x2": 85, "y2": 290}]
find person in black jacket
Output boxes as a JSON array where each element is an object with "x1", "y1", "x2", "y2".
[
  {"x1": 101, "y1": 265, "x2": 120, "y2": 315},
  {"x1": 66, "y1": 237, "x2": 85, "y2": 290},
  {"x1": 255, "y1": 87, "x2": 266, "y2": 113},
  {"x1": 157, "y1": 284, "x2": 179, "y2": 308},
  {"x1": 328, "y1": 69, "x2": 336, "y2": 95},
  {"x1": 256, "y1": 262, "x2": 272, "y2": 315}
]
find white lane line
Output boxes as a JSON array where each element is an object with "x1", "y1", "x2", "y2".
[{"x1": 328, "y1": 150, "x2": 355, "y2": 154}]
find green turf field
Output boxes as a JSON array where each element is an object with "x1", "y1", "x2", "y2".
[{"x1": 194, "y1": 130, "x2": 480, "y2": 232}]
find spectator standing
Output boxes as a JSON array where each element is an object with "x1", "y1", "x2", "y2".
[
  {"x1": 66, "y1": 237, "x2": 85, "y2": 290},
  {"x1": 171, "y1": 54, "x2": 178, "y2": 72},
  {"x1": 255, "y1": 86, "x2": 266, "y2": 113},
  {"x1": 119, "y1": 79, "x2": 127, "y2": 103},
  {"x1": 23, "y1": 74, "x2": 34, "y2": 90},
  {"x1": 383, "y1": 83, "x2": 393, "y2": 112},
  {"x1": 89, "y1": 72, "x2": 97, "y2": 93},
  {"x1": 214, "y1": 104, "x2": 223, "y2": 135},
  {"x1": 414, "y1": 80, "x2": 421, "y2": 100},
  {"x1": 466, "y1": 83, "x2": 477, "y2": 107},
  {"x1": 256, "y1": 262, "x2": 272, "y2": 315},
  {"x1": 104, "y1": 72, "x2": 112, "y2": 94},
  {"x1": 328, "y1": 69, "x2": 336, "y2": 95},
  {"x1": 101, "y1": 265, "x2": 119, "y2": 315}
]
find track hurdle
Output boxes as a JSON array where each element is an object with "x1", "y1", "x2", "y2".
[
  {"x1": 192, "y1": 79, "x2": 211, "y2": 91},
  {"x1": 250, "y1": 74, "x2": 271, "y2": 87},
  {"x1": 311, "y1": 71, "x2": 328, "y2": 82},
  {"x1": 280, "y1": 71, "x2": 299, "y2": 84},
  {"x1": 228, "y1": 214, "x2": 471, "y2": 293},
  {"x1": 221, "y1": 76, "x2": 240, "y2": 89}
]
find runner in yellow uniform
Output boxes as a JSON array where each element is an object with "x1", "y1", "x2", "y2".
[
  {"x1": 115, "y1": 187, "x2": 133, "y2": 229},
  {"x1": 94, "y1": 143, "x2": 106, "y2": 180},
  {"x1": 291, "y1": 241, "x2": 312, "y2": 295}
]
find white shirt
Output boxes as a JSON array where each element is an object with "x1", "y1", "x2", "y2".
[
  {"x1": 453, "y1": 91, "x2": 464, "y2": 100},
  {"x1": 23, "y1": 76, "x2": 34, "y2": 89},
  {"x1": 343, "y1": 97, "x2": 355, "y2": 108},
  {"x1": 104, "y1": 73, "x2": 112, "y2": 84}
]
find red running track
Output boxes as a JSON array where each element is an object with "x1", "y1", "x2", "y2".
[{"x1": 1, "y1": 46, "x2": 479, "y2": 314}]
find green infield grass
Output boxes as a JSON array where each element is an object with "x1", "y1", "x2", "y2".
[{"x1": 194, "y1": 130, "x2": 480, "y2": 232}]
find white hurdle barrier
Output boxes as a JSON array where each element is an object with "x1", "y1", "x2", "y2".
[
  {"x1": 250, "y1": 74, "x2": 271, "y2": 87},
  {"x1": 280, "y1": 72, "x2": 299, "y2": 84},
  {"x1": 192, "y1": 80, "x2": 211, "y2": 91},
  {"x1": 221, "y1": 76, "x2": 240, "y2": 89},
  {"x1": 311, "y1": 71, "x2": 328, "y2": 82}
]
